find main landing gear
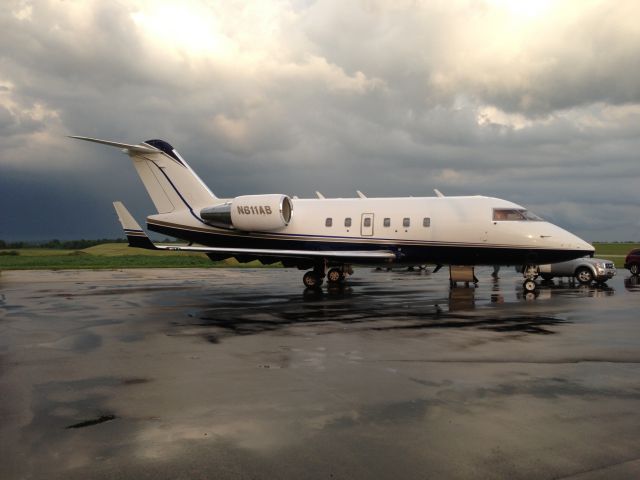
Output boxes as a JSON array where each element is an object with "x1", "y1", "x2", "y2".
[
  {"x1": 302, "y1": 270, "x2": 324, "y2": 288},
  {"x1": 302, "y1": 263, "x2": 352, "y2": 289},
  {"x1": 327, "y1": 267, "x2": 346, "y2": 283},
  {"x1": 522, "y1": 264, "x2": 540, "y2": 292}
]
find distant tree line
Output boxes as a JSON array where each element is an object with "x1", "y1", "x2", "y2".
[
  {"x1": 0, "y1": 237, "x2": 178, "y2": 249},
  {"x1": 0, "y1": 238, "x2": 128, "y2": 249}
]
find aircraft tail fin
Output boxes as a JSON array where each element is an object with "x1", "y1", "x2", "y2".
[
  {"x1": 113, "y1": 201, "x2": 157, "y2": 250},
  {"x1": 71, "y1": 136, "x2": 217, "y2": 215}
]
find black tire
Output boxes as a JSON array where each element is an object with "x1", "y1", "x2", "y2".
[
  {"x1": 575, "y1": 267, "x2": 594, "y2": 284},
  {"x1": 540, "y1": 273, "x2": 554, "y2": 281},
  {"x1": 523, "y1": 279, "x2": 537, "y2": 292},
  {"x1": 327, "y1": 268, "x2": 343, "y2": 284},
  {"x1": 630, "y1": 263, "x2": 640, "y2": 276},
  {"x1": 303, "y1": 271, "x2": 323, "y2": 289}
]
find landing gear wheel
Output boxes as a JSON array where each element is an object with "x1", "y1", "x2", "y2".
[
  {"x1": 575, "y1": 267, "x2": 594, "y2": 284},
  {"x1": 523, "y1": 279, "x2": 537, "y2": 292},
  {"x1": 630, "y1": 263, "x2": 640, "y2": 276},
  {"x1": 303, "y1": 271, "x2": 323, "y2": 289},
  {"x1": 327, "y1": 268, "x2": 344, "y2": 284}
]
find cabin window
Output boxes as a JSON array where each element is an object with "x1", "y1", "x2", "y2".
[
  {"x1": 423, "y1": 217, "x2": 431, "y2": 227},
  {"x1": 383, "y1": 218, "x2": 391, "y2": 227},
  {"x1": 492, "y1": 209, "x2": 543, "y2": 221},
  {"x1": 363, "y1": 218, "x2": 372, "y2": 227},
  {"x1": 403, "y1": 217, "x2": 410, "y2": 227},
  {"x1": 325, "y1": 217, "x2": 333, "y2": 227},
  {"x1": 344, "y1": 217, "x2": 352, "y2": 227}
]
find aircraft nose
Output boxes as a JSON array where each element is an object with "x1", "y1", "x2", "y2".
[
  {"x1": 578, "y1": 238, "x2": 595, "y2": 256},
  {"x1": 559, "y1": 228, "x2": 594, "y2": 255},
  {"x1": 542, "y1": 223, "x2": 593, "y2": 254}
]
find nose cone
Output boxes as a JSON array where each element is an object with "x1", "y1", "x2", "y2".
[
  {"x1": 575, "y1": 236, "x2": 595, "y2": 255},
  {"x1": 558, "y1": 226, "x2": 593, "y2": 252},
  {"x1": 542, "y1": 222, "x2": 594, "y2": 259}
]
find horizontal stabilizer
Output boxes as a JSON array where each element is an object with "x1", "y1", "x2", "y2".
[
  {"x1": 113, "y1": 201, "x2": 157, "y2": 250},
  {"x1": 69, "y1": 136, "x2": 158, "y2": 154}
]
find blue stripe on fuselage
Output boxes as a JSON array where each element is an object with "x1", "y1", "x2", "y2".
[{"x1": 146, "y1": 221, "x2": 587, "y2": 266}]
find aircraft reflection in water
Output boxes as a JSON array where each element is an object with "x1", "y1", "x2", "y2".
[
  {"x1": 183, "y1": 276, "x2": 585, "y2": 343},
  {"x1": 521, "y1": 282, "x2": 615, "y2": 301},
  {"x1": 72, "y1": 136, "x2": 593, "y2": 291},
  {"x1": 434, "y1": 271, "x2": 615, "y2": 307}
]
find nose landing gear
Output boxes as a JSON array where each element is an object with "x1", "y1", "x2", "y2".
[
  {"x1": 523, "y1": 279, "x2": 537, "y2": 292},
  {"x1": 522, "y1": 264, "x2": 540, "y2": 292}
]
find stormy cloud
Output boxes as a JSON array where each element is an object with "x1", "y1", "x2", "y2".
[{"x1": 1, "y1": 0, "x2": 639, "y2": 241}]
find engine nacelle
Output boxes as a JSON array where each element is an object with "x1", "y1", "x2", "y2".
[{"x1": 200, "y1": 194, "x2": 293, "y2": 231}]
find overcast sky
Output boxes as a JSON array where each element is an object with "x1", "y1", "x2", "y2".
[{"x1": 1, "y1": 0, "x2": 639, "y2": 242}]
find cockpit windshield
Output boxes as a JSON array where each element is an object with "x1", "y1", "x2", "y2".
[{"x1": 493, "y1": 209, "x2": 543, "y2": 221}]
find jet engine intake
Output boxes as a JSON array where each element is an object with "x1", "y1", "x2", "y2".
[{"x1": 200, "y1": 194, "x2": 292, "y2": 231}]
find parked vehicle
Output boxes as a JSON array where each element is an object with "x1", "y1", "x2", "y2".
[
  {"x1": 538, "y1": 257, "x2": 616, "y2": 284},
  {"x1": 624, "y1": 249, "x2": 640, "y2": 276}
]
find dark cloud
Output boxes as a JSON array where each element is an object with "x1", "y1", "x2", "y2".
[{"x1": 1, "y1": 0, "x2": 639, "y2": 241}]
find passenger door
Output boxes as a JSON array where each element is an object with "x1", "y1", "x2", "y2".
[{"x1": 361, "y1": 213, "x2": 374, "y2": 236}]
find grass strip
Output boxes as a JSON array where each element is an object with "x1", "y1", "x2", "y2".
[{"x1": 0, "y1": 243, "x2": 637, "y2": 270}]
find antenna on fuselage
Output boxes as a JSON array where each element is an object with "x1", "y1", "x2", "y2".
[
  {"x1": 315, "y1": 191, "x2": 326, "y2": 199},
  {"x1": 434, "y1": 189, "x2": 445, "y2": 197},
  {"x1": 356, "y1": 190, "x2": 367, "y2": 199}
]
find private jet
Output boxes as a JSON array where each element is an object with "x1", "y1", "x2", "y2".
[{"x1": 71, "y1": 136, "x2": 594, "y2": 291}]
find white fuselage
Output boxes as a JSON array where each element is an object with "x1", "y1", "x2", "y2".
[{"x1": 147, "y1": 195, "x2": 593, "y2": 266}]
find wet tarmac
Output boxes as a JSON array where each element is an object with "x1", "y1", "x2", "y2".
[{"x1": 1, "y1": 267, "x2": 640, "y2": 479}]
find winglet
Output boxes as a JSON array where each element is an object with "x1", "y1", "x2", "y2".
[{"x1": 113, "y1": 201, "x2": 157, "y2": 250}]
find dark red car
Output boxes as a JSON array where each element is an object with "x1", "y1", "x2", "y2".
[{"x1": 624, "y1": 249, "x2": 640, "y2": 275}]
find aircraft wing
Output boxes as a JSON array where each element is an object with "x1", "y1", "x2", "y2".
[
  {"x1": 113, "y1": 201, "x2": 397, "y2": 262},
  {"x1": 152, "y1": 243, "x2": 397, "y2": 260}
]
